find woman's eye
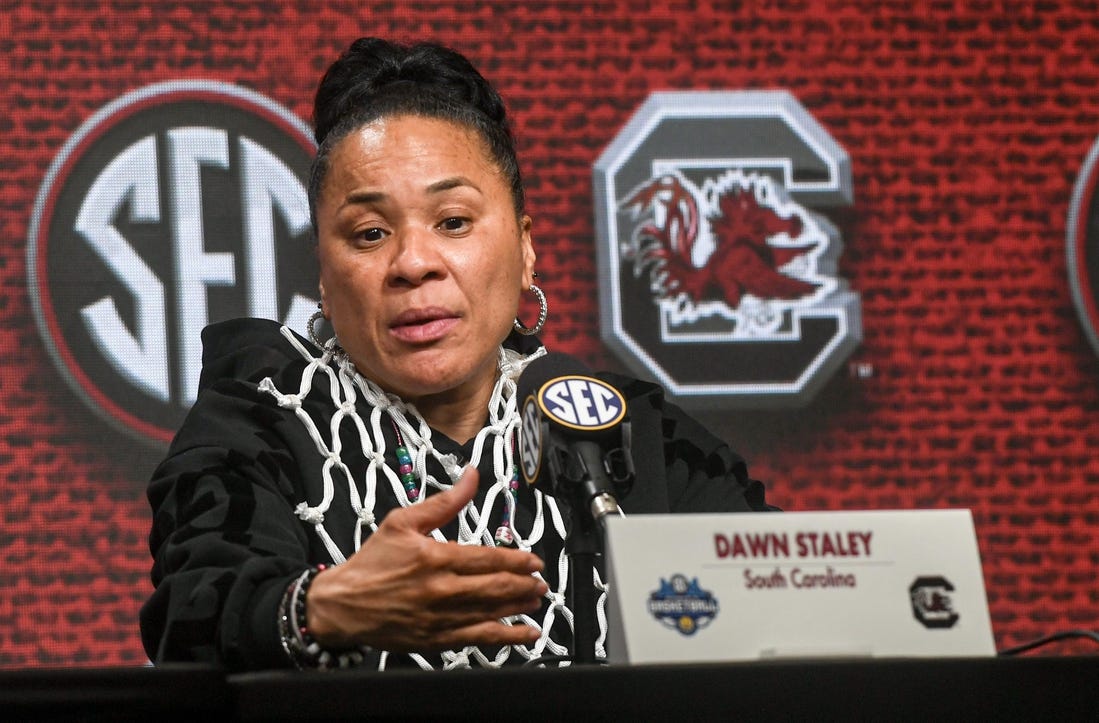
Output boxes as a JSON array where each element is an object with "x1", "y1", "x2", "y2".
[
  {"x1": 439, "y1": 217, "x2": 471, "y2": 233},
  {"x1": 357, "y1": 227, "x2": 387, "y2": 243}
]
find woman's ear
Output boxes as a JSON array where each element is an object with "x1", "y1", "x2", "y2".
[{"x1": 520, "y1": 214, "x2": 536, "y2": 286}]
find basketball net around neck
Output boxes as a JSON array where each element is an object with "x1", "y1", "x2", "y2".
[{"x1": 256, "y1": 326, "x2": 609, "y2": 670}]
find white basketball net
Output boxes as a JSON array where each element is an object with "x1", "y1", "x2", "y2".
[{"x1": 257, "y1": 326, "x2": 608, "y2": 670}]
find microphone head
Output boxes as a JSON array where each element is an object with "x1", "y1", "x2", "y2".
[{"x1": 517, "y1": 353, "x2": 628, "y2": 486}]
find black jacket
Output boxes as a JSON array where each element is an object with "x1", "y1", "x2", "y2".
[{"x1": 140, "y1": 318, "x2": 773, "y2": 670}]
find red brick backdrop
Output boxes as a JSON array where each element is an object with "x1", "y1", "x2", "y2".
[{"x1": 2, "y1": 1, "x2": 1097, "y2": 666}]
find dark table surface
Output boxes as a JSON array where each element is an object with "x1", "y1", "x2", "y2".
[{"x1": 3, "y1": 655, "x2": 1097, "y2": 722}]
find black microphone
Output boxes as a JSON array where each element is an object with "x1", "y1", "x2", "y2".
[{"x1": 516, "y1": 353, "x2": 634, "y2": 522}]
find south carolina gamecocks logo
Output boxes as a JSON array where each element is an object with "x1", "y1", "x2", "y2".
[
  {"x1": 621, "y1": 169, "x2": 835, "y2": 340},
  {"x1": 594, "y1": 90, "x2": 861, "y2": 408}
]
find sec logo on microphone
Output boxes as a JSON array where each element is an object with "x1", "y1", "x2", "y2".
[
  {"x1": 537, "y1": 375, "x2": 626, "y2": 431},
  {"x1": 519, "y1": 395, "x2": 544, "y2": 485}
]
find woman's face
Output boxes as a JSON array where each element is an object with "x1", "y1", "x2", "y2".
[{"x1": 315, "y1": 114, "x2": 535, "y2": 406}]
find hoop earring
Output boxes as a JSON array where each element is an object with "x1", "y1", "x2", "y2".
[
  {"x1": 308, "y1": 307, "x2": 330, "y2": 349},
  {"x1": 513, "y1": 283, "x2": 547, "y2": 336}
]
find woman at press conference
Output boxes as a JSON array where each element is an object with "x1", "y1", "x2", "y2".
[{"x1": 139, "y1": 36, "x2": 774, "y2": 671}]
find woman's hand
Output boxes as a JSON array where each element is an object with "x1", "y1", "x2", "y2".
[{"x1": 304, "y1": 467, "x2": 548, "y2": 652}]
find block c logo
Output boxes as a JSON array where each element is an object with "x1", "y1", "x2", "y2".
[
  {"x1": 27, "y1": 81, "x2": 318, "y2": 446},
  {"x1": 593, "y1": 91, "x2": 862, "y2": 408}
]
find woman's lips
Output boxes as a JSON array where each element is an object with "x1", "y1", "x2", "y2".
[{"x1": 389, "y1": 308, "x2": 460, "y2": 343}]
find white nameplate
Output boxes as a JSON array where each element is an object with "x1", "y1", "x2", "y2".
[{"x1": 604, "y1": 509, "x2": 995, "y2": 664}]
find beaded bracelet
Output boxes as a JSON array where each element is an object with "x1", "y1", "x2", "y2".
[{"x1": 277, "y1": 565, "x2": 372, "y2": 670}]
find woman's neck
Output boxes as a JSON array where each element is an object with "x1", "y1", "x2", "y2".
[
  {"x1": 416, "y1": 397, "x2": 489, "y2": 446},
  {"x1": 409, "y1": 369, "x2": 500, "y2": 446}
]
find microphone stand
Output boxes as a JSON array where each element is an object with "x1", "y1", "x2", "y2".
[
  {"x1": 565, "y1": 501, "x2": 601, "y2": 665},
  {"x1": 564, "y1": 442, "x2": 622, "y2": 665}
]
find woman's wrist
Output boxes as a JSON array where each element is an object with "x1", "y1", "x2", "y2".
[{"x1": 277, "y1": 565, "x2": 371, "y2": 670}]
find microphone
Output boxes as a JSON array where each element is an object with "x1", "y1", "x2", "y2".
[{"x1": 516, "y1": 353, "x2": 634, "y2": 522}]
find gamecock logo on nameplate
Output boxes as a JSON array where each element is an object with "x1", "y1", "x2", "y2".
[
  {"x1": 27, "y1": 81, "x2": 318, "y2": 445},
  {"x1": 593, "y1": 91, "x2": 862, "y2": 408}
]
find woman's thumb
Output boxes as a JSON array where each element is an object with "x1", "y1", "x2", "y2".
[{"x1": 395, "y1": 466, "x2": 479, "y2": 534}]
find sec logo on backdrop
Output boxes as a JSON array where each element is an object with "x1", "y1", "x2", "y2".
[
  {"x1": 1067, "y1": 135, "x2": 1099, "y2": 361},
  {"x1": 593, "y1": 90, "x2": 862, "y2": 409},
  {"x1": 27, "y1": 81, "x2": 318, "y2": 445}
]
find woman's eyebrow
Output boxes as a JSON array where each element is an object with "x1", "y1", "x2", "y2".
[
  {"x1": 341, "y1": 177, "x2": 480, "y2": 207},
  {"x1": 342, "y1": 189, "x2": 387, "y2": 207},
  {"x1": 425, "y1": 176, "x2": 482, "y2": 194}
]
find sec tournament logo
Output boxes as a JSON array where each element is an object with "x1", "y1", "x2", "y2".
[
  {"x1": 27, "y1": 81, "x2": 319, "y2": 445},
  {"x1": 594, "y1": 91, "x2": 862, "y2": 408},
  {"x1": 1067, "y1": 135, "x2": 1099, "y2": 360},
  {"x1": 647, "y1": 574, "x2": 720, "y2": 635}
]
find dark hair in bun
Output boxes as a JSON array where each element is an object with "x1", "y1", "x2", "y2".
[{"x1": 308, "y1": 37, "x2": 525, "y2": 230}]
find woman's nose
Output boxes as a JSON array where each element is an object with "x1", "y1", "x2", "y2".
[{"x1": 387, "y1": 226, "x2": 445, "y2": 285}]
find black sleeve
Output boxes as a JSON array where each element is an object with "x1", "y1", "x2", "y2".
[
  {"x1": 140, "y1": 320, "x2": 316, "y2": 670},
  {"x1": 140, "y1": 404, "x2": 310, "y2": 670},
  {"x1": 599, "y1": 372, "x2": 778, "y2": 514},
  {"x1": 659, "y1": 400, "x2": 777, "y2": 513}
]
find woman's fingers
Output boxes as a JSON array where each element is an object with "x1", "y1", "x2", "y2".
[
  {"x1": 429, "y1": 619, "x2": 543, "y2": 651},
  {"x1": 405, "y1": 592, "x2": 546, "y2": 635},
  {"x1": 308, "y1": 466, "x2": 552, "y2": 652},
  {"x1": 430, "y1": 540, "x2": 544, "y2": 576},
  {"x1": 420, "y1": 569, "x2": 548, "y2": 610}
]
